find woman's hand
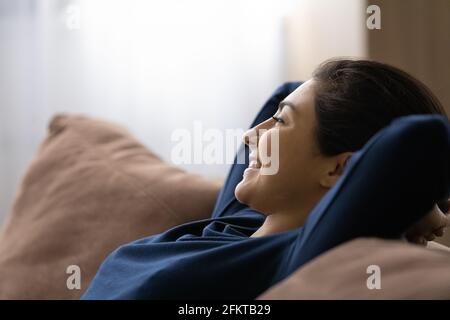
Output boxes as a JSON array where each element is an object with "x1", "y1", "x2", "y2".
[{"x1": 405, "y1": 200, "x2": 449, "y2": 246}]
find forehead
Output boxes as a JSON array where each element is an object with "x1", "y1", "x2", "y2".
[{"x1": 282, "y1": 80, "x2": 316, "y2": 114}]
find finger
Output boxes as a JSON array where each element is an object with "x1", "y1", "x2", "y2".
[
  {"x1": 406, "y1": 235, "x2": 421, "y2": 244},
  {"x1": 425, "y1": 233, "x2": 436, "y2": 241},
  {"x1": 419, "y1": 238, "x2": 428, "y2": 246},
  {"x1": 437, "y1": 199, "x2": 449, "y2": 214},
  {"x1": 434, "y1": 208, "x2": 449, "y2": 228},
  {"x1": 410, "y1": 236, "x2": 427, "y2": 246},
  {"x1": 434, "y1": 227, "x2": 444, "y2": 237}
]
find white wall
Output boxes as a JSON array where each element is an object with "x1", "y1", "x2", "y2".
[
  {"x1": 284, "y1": 0, "x2": 368, "y2": 80},
  {"x1": 0, "y1": 0, "x2": 298, "y2": 223}
]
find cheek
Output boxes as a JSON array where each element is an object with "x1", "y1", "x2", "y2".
[
  {"x1": 273, "y1": 132, "x2": 317, "y2": 191},
  {"x1": 253, "y1": 131, "x2": 299, "y2": 196}
]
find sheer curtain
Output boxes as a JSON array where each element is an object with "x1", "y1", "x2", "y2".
[{"x1": 0, "y1": 0, "x2": 295, "y2": 223}]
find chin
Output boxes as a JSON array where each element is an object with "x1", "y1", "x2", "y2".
[
  {"x1": 234, "y1": 179, "x2": 251, "y2": 205},
  {"x1": 235, "y1": 166, "x2": 262, "y2": 197},
  {"x1": 234, "y1": 178, "x2": 271, "y2": 215}
]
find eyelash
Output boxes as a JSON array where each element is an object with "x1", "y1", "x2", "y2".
[{"x1": 272, "y1": 115, "x2": 284, "y2": 124}]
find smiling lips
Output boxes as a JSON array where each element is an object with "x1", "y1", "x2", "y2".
[
  {"x1": 248, "y1": 151, "x2": 262, "y2": 169},
  {"x1": 246, "y1": 150, "x2": 262, "y2": 177}
]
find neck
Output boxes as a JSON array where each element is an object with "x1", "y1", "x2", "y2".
[
  {"x1": 250, "y1": 208, "x2": 309, "y2": 238},
  {"x1": 250, "y1": 192, "x2": 325, "y2": 238}
]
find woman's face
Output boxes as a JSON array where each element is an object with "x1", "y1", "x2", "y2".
[{"x1": 235, "y1": 80, "x2": 348, "y2": 221}]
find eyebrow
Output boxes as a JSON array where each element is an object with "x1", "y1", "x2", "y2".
[{"x1": 278, "y1": 101, "x2": 296, "y2": 111}]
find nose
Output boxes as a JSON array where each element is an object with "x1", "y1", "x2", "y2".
[
  {"x1": 243, "y1": 118, "x2": 272, "y2": 146},
  {"x1": 243, "y1": 128, "x2": 254, "y2": 146}
]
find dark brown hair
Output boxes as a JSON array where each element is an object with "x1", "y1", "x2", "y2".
[{"x1": 312, "y1": 59, "x2": 448, "y2": 156}]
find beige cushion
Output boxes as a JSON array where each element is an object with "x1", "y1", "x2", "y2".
[
  {"x1": 0, "y1": 114, "x2": 222, "y2": 299},
  {"x1": 258, "y1": 238, "x2": 450, "y2": 299}
]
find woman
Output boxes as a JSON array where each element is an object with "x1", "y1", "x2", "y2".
[
  {"x1": 83, "y1": 59, "x2": 450, "y2": 299},
  {"x1": 236, "y1": 60, "x2": 449, "y2": 241}
]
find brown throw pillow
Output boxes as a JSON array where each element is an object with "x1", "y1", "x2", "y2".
[
  {"x1": 258, "y1": 238, "x2": 450, "y2": 299},
  {"x1": 0, "y1": 114, "x2": 222, "y2": 299}
]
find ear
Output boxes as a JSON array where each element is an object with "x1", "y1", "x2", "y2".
[{"x1": 319, "y1": 152, "x2": 353, "y2": 189}]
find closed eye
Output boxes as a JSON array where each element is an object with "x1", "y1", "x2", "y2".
[{"x1": 272, "y1": 115, "x2": 284, "y2": 124}]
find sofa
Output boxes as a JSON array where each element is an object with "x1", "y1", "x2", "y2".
[{"x1": 0, "y1": 114, "x2": 449, "y2": 299}]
